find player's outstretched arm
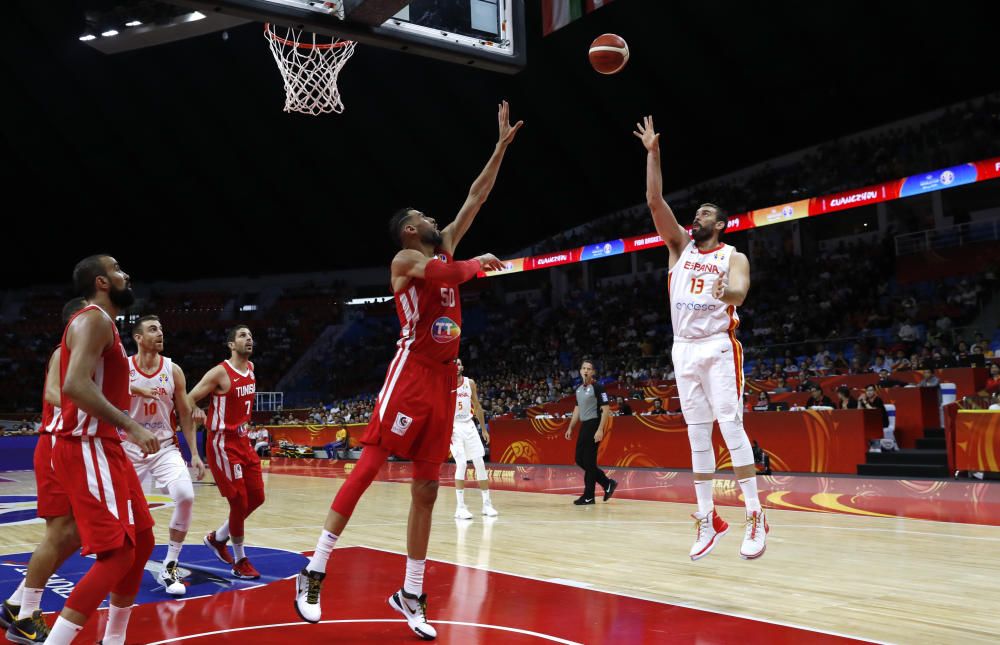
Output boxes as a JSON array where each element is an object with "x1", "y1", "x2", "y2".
[
  {"x1": 441, "y1": 100, "x2": 523, "y2": 255},
  {"x1": 391, "y1": 250, "x2": 506, "y2": 290},
  {"x1": 173, "y1": 363, "x2": 206, "y2": 480},
  {"x1": 633, "y1": 116, "x2": 688, "y2": 262},
  {"x1": 712, "y1": 252, "x2": 751, "y2": 306}
]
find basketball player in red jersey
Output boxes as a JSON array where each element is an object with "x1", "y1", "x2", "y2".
[
  {"x1": 2, "y1": 299, "x2": 85, "y2": 643},
  {"x1": 44, "y1": 255, "x2": 159, "y2": 645},
  {"x1": 635, "y1": 116, "x2": 767, "y2": 561},
  {"x1": 188, "y1": 325, "x2": 264, "y2": 580},
  {"x1": 294, "y1": 101, "x2": 522, "y2": 640}
]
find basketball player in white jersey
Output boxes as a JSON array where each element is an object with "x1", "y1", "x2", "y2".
[
  {"x1": 635, "y1": 115, "x2": 767, "y2": 560},
  {"x1": 126, "y1": 315, "x2": 206, "y2": 594},
  {"x1": 451, "y1": 359, "x2": 497, "y2": 519}
]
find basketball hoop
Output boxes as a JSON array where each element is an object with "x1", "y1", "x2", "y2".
[{"x1": 264, "y1": 22, "x2": 356, "y2": 115}]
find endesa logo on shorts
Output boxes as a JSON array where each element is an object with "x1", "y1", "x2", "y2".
[
  {"x1": 675, "y1": 301, "x2": 718, "y2": 311},
  {"x1": 431, "y1": 317, "x2": 461, "y2": 343}
]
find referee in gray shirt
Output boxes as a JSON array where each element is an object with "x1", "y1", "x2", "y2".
[{"x1": 564, "y1": 358, "x2": 618, "y2": 505}]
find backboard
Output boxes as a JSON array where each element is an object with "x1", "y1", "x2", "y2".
[{"x1": 169, "y1": 0, "x2": 526, "y2": 73}]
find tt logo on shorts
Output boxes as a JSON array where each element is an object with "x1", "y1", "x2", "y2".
[{"x1": 391, "y1": 412, "x2": 413, "y2": 437}]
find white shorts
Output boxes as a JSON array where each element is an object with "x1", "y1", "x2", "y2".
[
  {"x1": 450, "y1": 420, "x2": 485, "y2": 461},
  {"x1": 123, "y1": 440, "x2": 192, "y2": 491},
  {"x1": 671, "y1": 333, "x2": 744, "y2": 425}
]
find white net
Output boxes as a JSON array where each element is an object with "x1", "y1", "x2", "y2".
[{"x1": 265, "y1": 23, "x2": 356, "y2": 115}]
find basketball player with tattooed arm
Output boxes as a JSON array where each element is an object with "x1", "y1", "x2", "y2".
[
  {"x1": 635, "y1": 115, "x2": 768, "y2": 561},
  {"x1": 294, "y1": 101, "x2": 522, "y2": 641}
]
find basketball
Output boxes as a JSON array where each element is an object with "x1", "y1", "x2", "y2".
[{"x1": 589, "y1": 33, "x2": 629, "y2": 74}]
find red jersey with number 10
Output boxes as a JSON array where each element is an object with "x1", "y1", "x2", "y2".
[
  {"x1": 394, "y1": 250, "x2": 463, "y2": 364},
  {"x1": 207, "y1": 360, "x2": 256, "y2": 435}
]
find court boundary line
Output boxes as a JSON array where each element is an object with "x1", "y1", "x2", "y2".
[
  {"x1": 353, "y1": 544, "x2": 892, "y2": 644},
  {"x1": 144, "y1": 618, "x2": 583, "y2": 644}
]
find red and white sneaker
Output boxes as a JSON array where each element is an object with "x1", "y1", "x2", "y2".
[
  {"x1": 232, "y1": 557, "x2": 261, "y2": 579},
  {"x1": 204, "y1": 531, "x2": 234, "y2": 565},
  {"x1": 689, "y1": 509, "x2": 729, "y2": 561},
  {"x1": 739, "y1": 510, "x2": 770, "y2": 560}
]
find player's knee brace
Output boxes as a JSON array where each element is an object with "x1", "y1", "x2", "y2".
[
  {"x1": 167, "y1": 478, "x2": 195, "y2": 532},
  {"x1": 453, "y1": 449, "x2": 468, "y2": 480},
  {"x1": 472, "y1": 457, "x2": 488, "y2": 481},
  {"x1": 719, "y1": 420, "x2": 754, "y2": 467},
  {"x1": 687, "y1": 422, "x2": 716, "y2": 473}
]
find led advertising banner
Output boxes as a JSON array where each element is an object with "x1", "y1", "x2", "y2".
[{"x1": 480, "y1": 156, "x2": 1000, "y2": 279}]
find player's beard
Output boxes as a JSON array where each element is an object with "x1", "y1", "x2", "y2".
[
  {"x1": 109, "y1": 283, "x2": 136, "y2": 309},
  {"x1": 422, "y1": 228, "x2": 444, "y2": 247},
  {"x1": 690, "y1": 224, "x2": 714, "y2": 243}
]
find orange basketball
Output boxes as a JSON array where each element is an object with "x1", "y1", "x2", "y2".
[{"x1": 588, "y1": 33, "x2": 629, "y2": 75}]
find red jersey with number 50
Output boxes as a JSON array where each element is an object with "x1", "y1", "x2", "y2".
[
  {"x1": 58, "y1": 305, "x2": 130, "y2": 441},
  {"x1": 207, "y1": 360, "x2": 256, "y2": 434},
  {"x1": 394, "y1": 250, "x2": 463, "y2": 363}
]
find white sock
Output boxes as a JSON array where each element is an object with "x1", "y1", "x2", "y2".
[
  {"x1": 694, "y1": 480, "x2": 714, "y2": 516},
  {"x1": 232, "y1": 540, "x2": 246, "y2": 561},
  {"x1": 164, "y1": 540, "x2": 183, "y2": 566},
  {"x1": 307, "y1": 530, "x2": 339, "y2": 574},
  {"x1": 481, "y1": 488, "x2": 491, "y2": 504},
  {"x1": 738, "y1": 476, "x2": 763, "y2": 513},
  {"x1": 7, "y1": 580, "x2": 25, "y2": 605},
  {"x1": 215, "y1": 521, "x2": 230, "y2": 541},
  {"x1": 102, "y1": 604, "x2": 133, "y2": 645},
  {"x1": 455, "y1": 489, "x2": 465, "y2": 506},
  {"x1": 403, "y1": 558, "x2": 425, "y2": 597},
  {"x1": 17, "y1": 587, "x2": 43, "y2": 620},
  {"x1": 47, "y1": 616, "x2": 84, "y2": 645}
]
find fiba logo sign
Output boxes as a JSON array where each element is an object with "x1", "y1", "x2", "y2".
[
  {"x1": 603, "y1": 243, "x2": 612, "y2": 254},
  {"x1": 781, "y1": 205, "x2": 794, "y2": 217},
  {"x1": 940, "y1": 170, "x2": 955, "y2": 185}
]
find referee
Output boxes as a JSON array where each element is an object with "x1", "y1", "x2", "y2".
[{"x1": 564, "y1": 358, "x2": 618, "y2": 505}]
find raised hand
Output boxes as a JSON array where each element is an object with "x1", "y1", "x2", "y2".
[
  {"x1": 633, "y1": 115, "x2": 660, "y2": 152},
  {"x1": 498, "y1": 100, "x2": 524, "y2": 147},
  {"x1": 475, "y1": 253, "x2": 507, "y2": 272}
]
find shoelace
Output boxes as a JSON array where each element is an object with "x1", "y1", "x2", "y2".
[
  {"x1": 165, "y1": 563, "x2": 181, "y2": 583},
  {"x1": 744, "y1": 513, "x2": 759, "y2": 540},
  {"x1": 693, "y1": 516, "x2": 708, "y2": 540},
  {"x1": 32, "y1": 612, "x2": 50, "y2": 638},
  {"x1": 306, "y1": 575, "x2": 322, "y2": 604}
]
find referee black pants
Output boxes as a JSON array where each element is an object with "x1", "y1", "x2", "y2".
[{"x1": 576, "y1": 419, "x2": 610, "y2": 499}]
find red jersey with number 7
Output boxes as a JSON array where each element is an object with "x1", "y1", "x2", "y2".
[{"x1": 207, "y1": 360, "x2": 256, "y2": 434}]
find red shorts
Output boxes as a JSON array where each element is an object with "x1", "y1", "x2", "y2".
[
  {"x1": 34, "y1": 433, "x2": 70, "y2": 518},
  {"x1": 207, "y1": 430, "x2": 264, "y2": 499},
  {"x1": 362, "y1": 353, "x2": 457, "y2": 477},
  {"x1": 52, "y1": 436, "x2": 154, "y2": 556}
]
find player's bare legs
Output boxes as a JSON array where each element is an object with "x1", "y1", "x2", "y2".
[{"x1": 4, "y1": 516, "x2": 80, "y2": 641}]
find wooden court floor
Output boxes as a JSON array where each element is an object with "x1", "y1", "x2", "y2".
[{"x1": 2, "y1": 462, "x2": 999, "y2": 643}]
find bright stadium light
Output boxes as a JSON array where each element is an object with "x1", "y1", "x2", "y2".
[
  {"x1": 101, "y1": 29, "x2": 119, "y2": 37},
  {"x1": 125, "y1": 20, "x2": 143, "y2": 27},
  {"x1": 79, "y1": 33, "x2": 97, "y2": 41}
]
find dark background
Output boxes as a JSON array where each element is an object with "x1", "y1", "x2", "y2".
[{"x1": 4, "y1": 1, "x2": 996, "y2": 288}]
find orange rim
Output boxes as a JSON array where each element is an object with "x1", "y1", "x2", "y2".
[{"x1": 264, "y1": 23, "x2": 354, "y2": 50}]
